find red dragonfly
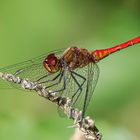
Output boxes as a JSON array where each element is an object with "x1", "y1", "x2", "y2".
[{"x1": 0, "y1": 36, "x2": 140, "y2": 118}]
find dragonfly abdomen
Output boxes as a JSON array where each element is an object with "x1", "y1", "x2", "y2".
[{"x1": 91, "y1": 36, "x2": 140, "y2": 62}]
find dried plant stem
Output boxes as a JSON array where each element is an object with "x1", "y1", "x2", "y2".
[{"x1": 0, "y1": 72, "x2": 102, "y2": 140}]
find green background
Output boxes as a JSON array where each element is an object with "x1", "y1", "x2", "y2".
[{"x1": 0, "y1": 0, "x2": 140, "y2": 140}]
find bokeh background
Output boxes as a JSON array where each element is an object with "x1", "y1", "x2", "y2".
[{"x1": 0, "y1": 0, "x2": 140, "y2": 140}]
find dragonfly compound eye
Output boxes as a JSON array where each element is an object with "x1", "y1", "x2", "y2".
[{"x1": 43, "y1": 53, "x2": 60, "y2": 73}]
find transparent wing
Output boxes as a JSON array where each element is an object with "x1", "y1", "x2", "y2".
[
  {"x1": 0, "y1": 48, "x2": 65, "y2": 90},
  {"x1": 57, "y1": 63, "x2": 99, "y2": 116},
  {"x1": 73, "y1": 63, "x2": 99, "y2": 114}
]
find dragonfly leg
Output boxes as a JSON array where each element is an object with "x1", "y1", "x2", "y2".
[
  {"x1": 48, "y1": 70, "x2": 66, "y2": 93},
  {"x1": 36, "y1": 73, "x2": 53, "y2": 82},
  {"x1": 81, "y1": 77, "x2": 89, "y2": 123},
  {"x1": 70, "y1": 71, "x2": 88, "y2": 125},
  {"x1": 45, "y1": 72, "x2": 63, "y2": 89},
  {"x1": 71, "y1": 71, "x2": 86, "y2": 81},
  {"x1": 38, "y1": 72, "x2": 61, "y2": 84},
  {"x1": 70, "y1": 71, "x2": 86, "y2": 105}
]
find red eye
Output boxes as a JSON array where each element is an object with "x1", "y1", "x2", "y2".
[
  {"x1": 45, "y1": 54, "x2": 58, "y2": 66},
  {"x1": 43, "y1": 53, "x2": 60, "y2": 73}
]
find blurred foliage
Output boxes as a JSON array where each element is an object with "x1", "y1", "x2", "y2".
[{"x1": 0, "y1": 0, "x2": 140, "y2": 140}]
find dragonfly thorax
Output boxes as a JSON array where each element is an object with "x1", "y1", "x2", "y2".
[
  {"x1": 43, "y1": 53, "x2": 61, "y2": 73},
  {"x1": 62, "y1": 47, "x2": 93, "y2": 70}
]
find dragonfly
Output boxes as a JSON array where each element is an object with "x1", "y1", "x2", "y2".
[{"x1": 0, "y1": 36, "x2": 140, "y2": 119}]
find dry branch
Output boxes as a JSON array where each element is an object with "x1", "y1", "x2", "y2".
[{"x1": 0, "y1": 72, "x2": 102, "y2": 140}]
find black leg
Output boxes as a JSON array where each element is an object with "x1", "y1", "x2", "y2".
[
  {"x1": 45, "y1": 72, "x2": 63, "y2": 89},
  {"x1": 36, "y1": 73, "x2": 52, "y2": 82},
  {"x1": 70, "y1": 71, "x2": 86, "y2": 105},
  {"x1": 81, "y1": 66, "x2": 91, "y2": 124},
  {"x1": 72, "y1": 83, "x2": 85, "y2": 106},
  {"x1": 81, "y1": 76, "x2": 89, "y2": 121},
  {"x1": 71, "y1": 71, "x2": 86, "y2": 81},
  {"x1": 48, "y1": 70, "x2": 66, "y2": 93},
  {"x1": 38, "y1": 72, "x2": 61, "y2": 84}
]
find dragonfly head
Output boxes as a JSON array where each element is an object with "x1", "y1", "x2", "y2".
[{"x1": 43, "y1": 53, "x2": 60, "y2": 73}]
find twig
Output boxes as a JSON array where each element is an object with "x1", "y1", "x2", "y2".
[{"x1": 0, "y1": 72, "x2": 102, "y2": 140}]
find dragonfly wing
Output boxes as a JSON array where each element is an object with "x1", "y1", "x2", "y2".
[
  {"x1": 0, "y1": 49, "x2": 65, "y2": 90},
  {"x1": 0, "y1": 60, "x2": 38, "y2": 89},
  {"x1": 57, "y1": 63, "x2": 99, "y2": 116},
  {"x1": 72, "y1": 63, "x2": 99, "y2": 114},
  {"x1": 84, "y1": 63, "x2": 99, "y2": 112}
]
